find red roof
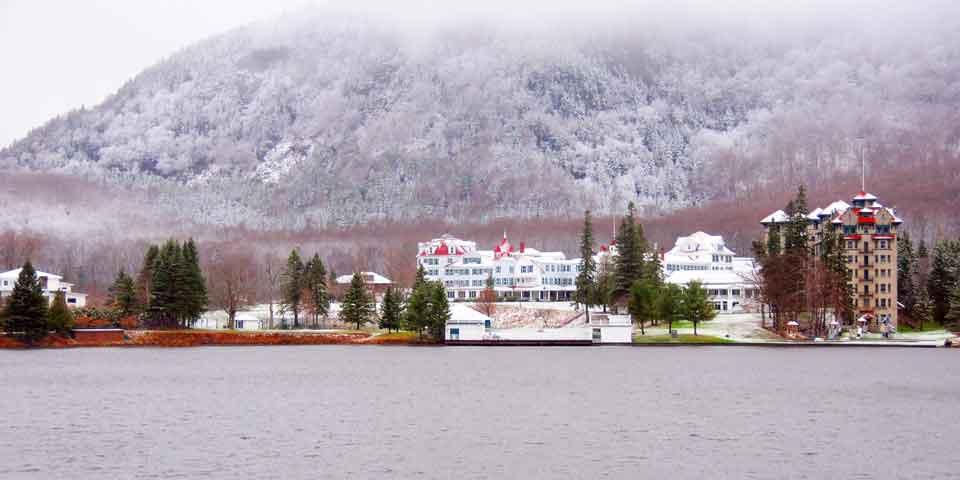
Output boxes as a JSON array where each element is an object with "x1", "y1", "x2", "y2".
[{"x1": 435, "y1": 241, "x2": 450, "y2": 256}]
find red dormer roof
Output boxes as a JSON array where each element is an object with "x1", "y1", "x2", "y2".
[
  {"x1": 435, "y1": 241, "x2": 450, "y2": 256},
  {"x1": 494, "y1": 232, "x2": 513, "y2": 258}
]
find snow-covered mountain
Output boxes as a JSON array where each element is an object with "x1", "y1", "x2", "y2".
[{"x1": 3, "y1": 8, "x2": 959, "y2": 231}]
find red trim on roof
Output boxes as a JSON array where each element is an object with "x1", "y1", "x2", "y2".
[
  {"x1": 857, "y1": 216, "x2": 876, "y2": 224},
  {"x1": 844, "y1": 235, "x2": 862, "y2": 240}
]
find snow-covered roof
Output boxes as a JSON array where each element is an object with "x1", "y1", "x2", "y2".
[
  {"x1": 860, "y1": 207, "x2": 874, "y2": 214},
  {"x1": 335, "y1": 272, "x2": 393, "y2": 285},
  {"x1": 806, "y1": 207, "x2": 824, "y2": 220},
  {"x1": 761, "y1": 210, "x2": 789, "y2": 224},
  {"x1": 0, "y1": 268, "x2": 63, "y2": 280},
  {"x1": 448, "y1": 304, "x2": 491, "y2": 324},
  {"x1": 853, "y1": 191, "x2": 878, "y2": 201},
  {"x1": 822, "y1": 200, "x2": 850, "y2": 215},
  {"x1": 668, "y1": 231, "x2": 736, "y2": 256},
  {"x1": 665, "y1": 269, "x2": 754, "y2": 286}
]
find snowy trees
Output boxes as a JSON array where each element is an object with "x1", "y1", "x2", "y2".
[{"x1": 4, "y1": 13, "x2": 960, "y2": 232}]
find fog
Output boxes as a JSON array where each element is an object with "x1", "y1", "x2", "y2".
[{"x1": 1, "y1": 0, "x2": 955, "y2": 147}]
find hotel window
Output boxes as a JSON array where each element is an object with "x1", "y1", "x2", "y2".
[{"x1": 449, "y1": 328, "x2": 460, "y2": 340}]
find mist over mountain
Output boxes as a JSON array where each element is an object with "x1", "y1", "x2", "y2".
[{"x1": 3, "y1": 4, "x2": 959, "y2": 232}]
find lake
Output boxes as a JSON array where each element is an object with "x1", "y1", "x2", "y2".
[{"x1": 1, "y1": 346, "x2": 957, "y2": 479}]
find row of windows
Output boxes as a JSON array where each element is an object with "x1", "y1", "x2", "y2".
[
  {"x1": 711, "y1": 255, "x2": 734, "y2": 263},
  {"x1": 543, "y1": 264, "x2": 576, "y2": 273},
  {"x1": 544, "y1": 277, "x2": 574, "y2": 286},
  {"x1": 863, "y1": 297, "x2": 892, "y2": 308}
]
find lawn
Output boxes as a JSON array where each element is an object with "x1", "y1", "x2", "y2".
[
  {"x1": 633, "y1": 334, "x2": 735, "y2": 344},
  {"x1": 897, "y1": 322, "x2": 948, "y2": 333}
]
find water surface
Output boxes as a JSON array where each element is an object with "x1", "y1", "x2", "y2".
[{"x1": 1, "y1": 346, "x2": 957, "y2": 479}]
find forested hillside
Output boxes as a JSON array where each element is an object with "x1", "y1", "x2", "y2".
[{"x1": 3, "y1": 7, "x2": 959, "y2": 233}]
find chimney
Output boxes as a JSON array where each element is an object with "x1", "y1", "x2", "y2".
[{"x1": 520, "y1": 241, "x2": 525, "y2": 253}]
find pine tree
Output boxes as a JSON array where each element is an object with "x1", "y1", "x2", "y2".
[
  {"x1": 109, "y1": 270, "x2": 138, "y2": 317},
  {"x1": 927, "y1": 241, "x2": 959, "y2": 324},
  {"x1": 574, "y1": 210, "x2": 596, "y2": 315},
  {"x1": 47, "y1": 290, "x2": 74, "y2": 336},
  {"x1": 180, "y1": 239, "x2": 207, "y2": 327},
  {"x1": 682, "y1": 280, "x2": 716, "y2": 336},
  {"x1": 656, "y1": 283, "x2": 684, "y2": 333},
  {"x1": 2, "y1": 262, "x2": 49, "y2": 343},
  {"x1": 402, "y1": 280, "x2": 430, "y2": 336},
  {"x1": 148, "y1": 240, "x2": 181, "y2": 328},
  {"x1": 766, "y1": 225, "x2": 782, "y2": 256},
  {"x1": 614, "y1": 202, "x2": 646, "y2": 296},
  {"x1": 897, "y1": 233, "x2": 917, "y2": 314},
  {"x1": 305, "y1": 254, "x2": 329, "y2": 327},
  {"x1": 135, "y1": 244, "x2": 159, "y2": 311},
  {"x1": 414, "y1": 264, "x2": 427, "y2": 289},
  {"x1": 339, "y1": 272, "x2": 375, "y2": 330},
  {"x1": 427, "y1": 282, "x2": 451, "y2": 342},
  {"x1": 379, "y1": 287, "x2": 403, "y2": 332},
  {"x1": 945, "y1": 283, "x2": 960, "y2": 330},
  {"x1": 594, "y1": 254, "x2": 615, "y2": 313},
  {"x1": 281, "y1": 248, "x2": 305, "y2": 328},
  {"x1": 913, "y1": 287, "x2": 933, "y2": 331},
  {"x1": 628, "y1": 278, "x2": 657, "y2": 335}
]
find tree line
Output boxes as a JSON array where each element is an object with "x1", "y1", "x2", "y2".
[
  {"x1": 750, "y1": 186, "x2": 853, "y2": 335},
  {"x1": 573, "y1": 203, "x2": 716, "y2": 335}
]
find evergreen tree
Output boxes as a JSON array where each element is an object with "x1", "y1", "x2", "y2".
[
  {"x1": 427, "y1": 282, "x2": 452, "y2": 342},
  {"x1": 628, "y1": 278, "x2": 657, "y2": 335},
  {"x1": 109, "y1": 270, "x2": 138, "y2": 317},
  {"x1": 897, "y1": 233, "x2": 917, "y2": 314},
  {"x1": 913, "y1": 287, "x2": 933, "y2": 331},
  {"x1": 402, "y1": 279, "x2": 430, "y2": 336},
  {"x1": 149, "y1": 240, "x2": 191, "y2": 328},
  {"x1": 339, "y1": 272, "x2": 375, "y2": 330},
  {"x1": 613, "y1": 202, "x2": 647, "y2": 296},
  {"x1": 305, "y1": 254, "x2": 329, "y2": 327},
  {"x1": 682, "y1": 280, "x2": 716, "y2": 335},
  {"x1": 656, "y1": 283, "x2": 684, "y2": 333},
  {"x1": 574, "y1": 210, "x2": 596, "y2": 315},
  {"x1": 945, "y1": 283, "x2": 960, "y2": 330},
  {"x1": 414, "y1": 264, "x2": 427, "y2": 289},
  {"x1": 2, "y1": 262, "x2": 49, "y2": 343},
  {"x1": 281, "y1": 248, "x2": 306, "y2": 328},
  {"x1": 379, "y1": 287, "x2": 403, "y2": 332},
  {"x1": 927, "y1": 241, "x2": 960, "y2": 324},
  {"x1": 135, "y1": 244, "x2": 159, "y2": 311},
  {"x1": 783, "y1": 185, "x2": 810, "y2": 252},
  {"x1": 47, "y1": 290, "x2": 74, "y2": 336},
  {"x1": 766, "y1": 225, "x2": 782, "y2": 256},
  {"x1": 180, "y1": 239, "x2": 207, "y2": 326},
  {"x1": 644, "y1": 243, "x2": 663, "y2": 286},
  {"x1": 593, "y1": 254, "x2": 615, "y2": 313}
]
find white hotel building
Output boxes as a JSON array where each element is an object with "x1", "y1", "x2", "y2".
[
  {"x1": 418, "y1": 231, "x2": 757, "y2": 312},
  {"x1": 662, "y1": 232, "x2": 759, "y2": 313},
  {"x1": 0, "y1": 268, "x2": 88, "y2": 308},
  {"x1": 417, "y1": 233, "x2": 587, "y2": 301}
]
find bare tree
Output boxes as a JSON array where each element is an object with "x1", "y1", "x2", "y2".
[
  {"x1": 260, "y1": 252, "x2": 284, "y2": 329},
  {"x1": 207, "y1": 245, "x2": 259, "y2": 329}
]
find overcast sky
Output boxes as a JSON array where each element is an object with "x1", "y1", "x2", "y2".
[{"x1": 0, "y1": 0, "x2": 943, "y2": 148}]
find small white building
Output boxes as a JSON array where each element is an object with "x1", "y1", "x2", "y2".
[
  {"x1": 662, "y1": 232, "x2": 758, "y2": 313},
  {"x1": 0, "y1": 268, "x2": 87, "y2": 308},
  {"x1": 445, "y1": 304, "x2": 491, "y2": 341},
  {"x1": 335, "y1": 271, "x2": 394, "y2": 302},
  {"x1": 234, "y1": 312, "x2": 262, "y2": 330}
]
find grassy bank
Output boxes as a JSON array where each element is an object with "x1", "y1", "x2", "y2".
[
  {"x1": 633, "y1": 334, "x2": 735, "y2": 344},
  {"x1": 0, "y1": 329, "x2": 434, "y2": 348}
]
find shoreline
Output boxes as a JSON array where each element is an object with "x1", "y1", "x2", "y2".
[{"x1": 0, "y1": 330, "x2": 954, "y2": 349}]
